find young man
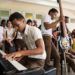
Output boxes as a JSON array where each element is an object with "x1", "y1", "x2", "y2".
[
  {"x1": 4, "y1": 12, "x2": 46, "y2": 69},
  {"x1": 41, "y1": 8, "x2": 60, "y2": 75}
]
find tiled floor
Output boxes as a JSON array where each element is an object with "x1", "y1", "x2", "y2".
[
  {"x1": 60, "y1": 61, "x2": 75, "y2": 75},
  {"x1": 68, "y1": 69, "x2": 75, "y2": 75},
  {"x1": 62, "y1": 67, "x2": 75, "y2": 75}
]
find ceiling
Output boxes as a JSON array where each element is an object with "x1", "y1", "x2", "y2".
[
  {"x1": 14, "y1": 0, "x2": 75, "y2": 10},
  {"x1": 2, "y1": 0, "x2": 75, "y2": 11}
]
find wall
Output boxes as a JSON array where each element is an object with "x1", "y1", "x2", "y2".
[
  {"x1": 0, "y1": 0, "x2": 75, "y2": 22},
  {"x1": 0, "y1": 0, "x2": 50, "y2": 15}
]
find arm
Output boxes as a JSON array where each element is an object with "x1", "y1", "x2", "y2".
[
  {"x1": 4, "y1": 39, "x2": 45, "y2": 60},
  {"x1": 66, "y1": 50, "x2": 75, "y2": 59},
  {"x1": 44, "y1": 20, "x2": 59, "y2": 29},
  {"x1": 21, "y1": 39, "x2": 45, "y2": 56}
]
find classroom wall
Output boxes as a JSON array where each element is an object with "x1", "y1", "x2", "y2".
[
  {"x1": 0, "y1": 0, "x2": 50, "y2": 15},
  {"x1": 0, "y1": 0, "x2": 75, "y2": 21}
]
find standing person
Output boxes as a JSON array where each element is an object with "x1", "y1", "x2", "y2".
[
  {"x1": 4, "y1": 12, "x2": 46, "y2": 69},
  {"x1": 41, "y1": 8, "x2": 60, "y2": 75}
]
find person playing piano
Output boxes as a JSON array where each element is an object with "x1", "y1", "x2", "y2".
[{"x1": 4, "y1": 12, "x2": 46, "y2": 69}]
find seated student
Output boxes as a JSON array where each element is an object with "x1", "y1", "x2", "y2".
[
  {"x1": 4, "y1": 12, "x2": 46, "y2": 69},
  {"x1": 71, "y1": 29, "x2": 75, "y2": 50},
  {"x1": 65, "y1": 29, "x2": 75, "y2": 72},
  {"x1": 3, "y1": 20, "x2": 15, "y2": 53},
  {"x1": 66, "y1": 50, "x2": 75, "y2": 72},
  {"x1": 26, "y1": 19, "x2": 33, "y2": 26}
]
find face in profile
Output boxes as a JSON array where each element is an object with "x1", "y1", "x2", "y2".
[
  {"x1": 12, "y1": 19, "x2": 25, "y2": 32},
  {"x1": 51, "y1": 12, "x2": 58, "y2": 20},
  {"x1": 7, "y1": 21, "x2": 12, "y2": 28}
]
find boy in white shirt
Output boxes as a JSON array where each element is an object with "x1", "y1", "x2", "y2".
[{"x1": 4, "y1": 12, "x2": 46, "y2": 69}]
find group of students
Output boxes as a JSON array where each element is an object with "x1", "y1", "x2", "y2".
[{"x1": 0, "y1": 8, "x2": 75, "y2": 75}]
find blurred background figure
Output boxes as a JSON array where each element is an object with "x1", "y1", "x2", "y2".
[
  {"x1": 26, "y1": 19, "x2": 32, "y2": 26},
  {"x1": 32, "y1": 20, "x2": 37, "y2": 27},
  {"x1": 3, "y1": 20, "x2": 15, "y2": 53},
  {"x1": 0, "y1": 19, "x2": 7, "y2": 29},
  {"x1": 0, "y1": 26, "x2": 4, "y2": 49},
  {"x1": 71, "y1": 29, "x2": 75, "y2": 50}
]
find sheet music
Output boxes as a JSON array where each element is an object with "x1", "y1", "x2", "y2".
[{"x1": 0, "y1": 50, "x2": 27, "y2": 71}]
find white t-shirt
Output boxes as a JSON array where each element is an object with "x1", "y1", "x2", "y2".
[
  {"x1": 5, "y1": 28, "x2": 15, "y2": 40},
  {"x1": 21, "y1": 25, "x2": 46, "y2": 60},
  {"x1": 0, "y1": 26, "x2": 4, "y2": 42},
  {"x1": 41, "y1": 14, "x2": 55, "y2": 37}
]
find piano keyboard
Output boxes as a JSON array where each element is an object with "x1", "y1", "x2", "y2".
[{"x1": 0, "y1": 50, "x2": 27, "y2": 71}]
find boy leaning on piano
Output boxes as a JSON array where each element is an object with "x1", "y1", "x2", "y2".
[{"x1": 3, "y1": 12, "x2": 46, "y2": 69}]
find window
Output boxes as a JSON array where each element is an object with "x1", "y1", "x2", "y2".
[
  {"x1": 0, "y1": 10, "x2": 9, "y2": 17},
  {"x1": 25, "y1": 13, "x2": 33, "y2": 19}
]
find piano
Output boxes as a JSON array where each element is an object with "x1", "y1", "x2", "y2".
[{"x1": 0, "y1": 50, "x2": 44, "y2": 75}]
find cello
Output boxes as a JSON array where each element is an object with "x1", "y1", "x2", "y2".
[
  {"x1": 57, "y1": 0, "x2": 71, "y2": 50},
  {"x1": 57, "y1": 0, "x2": 71, "y2": 75}
]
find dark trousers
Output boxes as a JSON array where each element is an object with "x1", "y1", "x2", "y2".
[
  {"x1": 19, "y1": 57, "x2": 45, "y2": 69},
  {"x1": 66, "y1": 54, "x2": 75, "y2": 72},
  {"x1": 43, "y1": 35, "x2": 60, "y2": 75}
]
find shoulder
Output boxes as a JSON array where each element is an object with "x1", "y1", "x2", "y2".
[
  {"x1": 0, "y1": 26, "x2": 3, "y2": 29},
  {"x1": 45, "y1": 14, "x2": 51, "y2": 19},
  {"x1": 0, "y1": 26, "x2": 4, "y2": 32},
  {"x1": 29, "y1": 25, "x2": 41, "y2": 32},
  {"x1": 44, "y1": 14, "x2": 51, "y2": 22}
]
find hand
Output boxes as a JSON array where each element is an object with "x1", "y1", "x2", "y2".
[
  {"x1": 14, "y1": 57, "x2": 23, "y2": 61},
  {"x1": 70, "y1": 54, "x2": 75, "y2": 59},
  {"x1": 65, "y1": 52, "x2": 71, "y2": 55},
  {"x1": 3, "y1": 51, "x2": 22, "y2": 60},
  {"x1": 6, "y1": 39, "x2": 13, "y2": 47},
  {"x1": 59, "y1": 16, "x2": 65, "y2": 22}
]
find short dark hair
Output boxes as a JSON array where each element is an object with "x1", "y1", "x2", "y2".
[
  {"x1": 65, "y1": 16, "x2": 69, "y2": 19},
  {"x1": 27, "y1": 19, "x2": 32, "y2": 24},
  {"x1": 1, "y1": 19, "x2": 6, "y2": 25},
  {"x1": 9, "y1": 12, "x2": 24, "y2": 22},
  {"x1": 71, "y1": 29, "x2": 75, "y2": 38},
  {"x1": 48, "y1": 8, "x2": 58, "y2": 14}
]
